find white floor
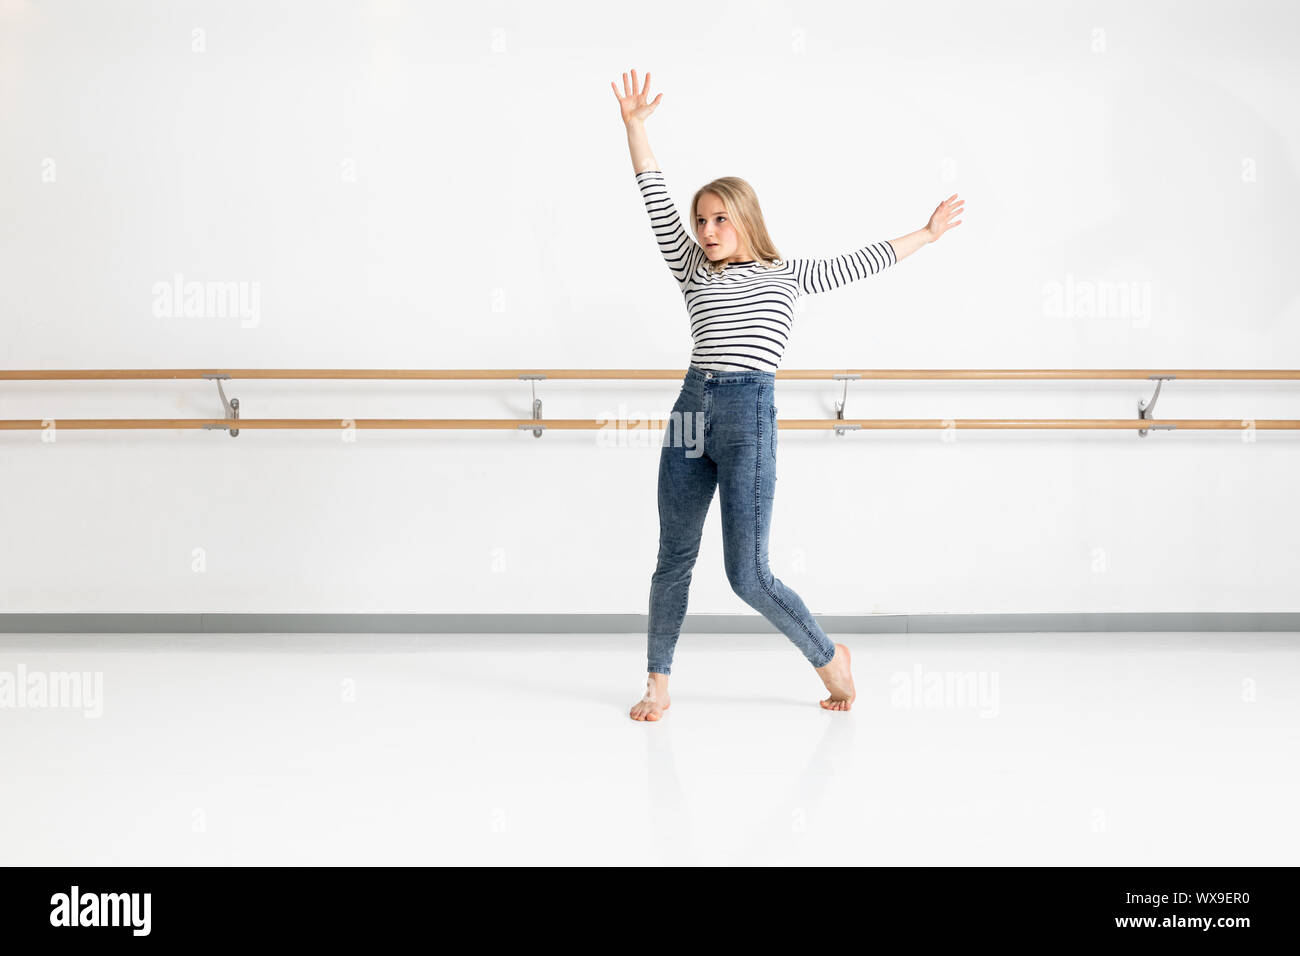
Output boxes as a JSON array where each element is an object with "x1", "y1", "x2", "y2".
[{"x1": 0, "y1": 630, "x2": 1295, "y2": 866}]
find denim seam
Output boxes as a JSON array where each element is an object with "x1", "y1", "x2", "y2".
[
  {"x1": 649, "y1": 534, "x2": 694, "y2": 678},
  {"x1": 753, "y1": 391, "x2": 821, "y2": 652},
  {"x1": 675, "y1": 586, "x2": 688, "y2": 642}
]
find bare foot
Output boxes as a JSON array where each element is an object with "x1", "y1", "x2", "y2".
[
  {"x1": 815, "y1": 643, "x2": 856, "y2": 711},
  {"x1": 629, "y1": 673, "x2": 671, "y2": 721}
]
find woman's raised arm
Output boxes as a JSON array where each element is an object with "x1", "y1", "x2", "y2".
[
  {"x1": 612, "y1": 69, "x2": 703, "y2": 290},
  {"x1": 612, "y1": 68, "x2": 661, "y2": 174}
]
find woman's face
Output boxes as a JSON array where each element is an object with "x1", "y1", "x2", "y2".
[{"x1": 695, "y1": 192, "x2": 751, "y2": 263}]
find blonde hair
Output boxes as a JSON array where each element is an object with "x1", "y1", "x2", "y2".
[{"x1": 690, "y1": 177, "x2": 783, "y2": 278}]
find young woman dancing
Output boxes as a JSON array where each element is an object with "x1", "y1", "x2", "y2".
[{"x1": 612, "y1": 69, "x2": 964, "y2": 720}]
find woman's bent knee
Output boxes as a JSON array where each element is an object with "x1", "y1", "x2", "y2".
[{"x1": 727, "y1": 571, "x2": 766, "y2": 605}]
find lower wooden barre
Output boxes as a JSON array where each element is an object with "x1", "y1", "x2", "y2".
[
  {"x1": 1, "y1": 418, "x2": 1297, "y2": 430},
  {"x1": 4, "y1": 368, "x2": 1300, "y2": 381}
]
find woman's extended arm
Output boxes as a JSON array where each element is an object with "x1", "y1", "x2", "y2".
[
  {"x1": 890, "y1": 194, "x2": 964, "y2": 262},
  {"x1": 787, "y1": 194, "x2": 966, "y2": 296}
]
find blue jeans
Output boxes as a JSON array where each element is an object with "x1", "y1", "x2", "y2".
[{"x1": 646, "y1": 365, "x2": 837, "y2": 675}]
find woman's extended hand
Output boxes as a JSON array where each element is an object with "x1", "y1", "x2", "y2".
[
  {"x1": 611, "y1": 68, "x2": 662, "y2": 125},
  {"x1": 926, "y1": 194, "x2": 964, "y2": 242}
]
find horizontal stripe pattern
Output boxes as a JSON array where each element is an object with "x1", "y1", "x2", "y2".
[{"x1": 636, "y1": 169, "x2": 896, "y2": 372}]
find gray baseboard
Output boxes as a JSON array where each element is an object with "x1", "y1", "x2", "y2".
[{"x1": 0, "y1": 612, "x2": 1296, "y2": 633}]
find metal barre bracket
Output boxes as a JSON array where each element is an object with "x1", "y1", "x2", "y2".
[
  {"x1": 200, "y1": 373, "x2": 239, "y2": 437},
  {"x1": 519, "y1": 374, "x2": 545, "y2": 437},
  {"x1": 833, "y1": 423, "x2": 861, "y2": 435},
  {"x1": 1138, "y1": 374, "x2": 1176, "y2": 438},
  {"x1": 832, "y1": 373, "x2": 861, "y2": 438}
]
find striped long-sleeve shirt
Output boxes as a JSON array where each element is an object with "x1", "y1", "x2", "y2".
[{"x1": 635, "y1": 168, "x2": 896, "y2": 372}]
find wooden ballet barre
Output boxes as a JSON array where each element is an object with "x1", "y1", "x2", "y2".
[
  {"x1": 2, "y1": 418, "x2": 1297, "y2": 431},
  {"x1": 3, "y1": 368, "x2": 1300, "y2": 381},
  {"x1": 3, "y1": 368, "x2": 1297, "y2": 437}
]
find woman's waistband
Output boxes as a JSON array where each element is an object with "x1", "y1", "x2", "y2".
[{"x1": 685, "y1": 364, "x2": 775, "y2": 384}]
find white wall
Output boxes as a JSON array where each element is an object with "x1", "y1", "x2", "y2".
[{"x1": 1, "y1": 0, "x2": 1297, "y2": 615}]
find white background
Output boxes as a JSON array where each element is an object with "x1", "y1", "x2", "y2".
[{"x1": 2, "y1": 0, "x2": 1298, "y2": 615}]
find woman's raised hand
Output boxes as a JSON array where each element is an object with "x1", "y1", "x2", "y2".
[
  {"x1": 610, "y1": 68, "x2": 662, "y2": 125},
  {"x1": 926, "y1": 194, "x2": 965, "y2": 242}
]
